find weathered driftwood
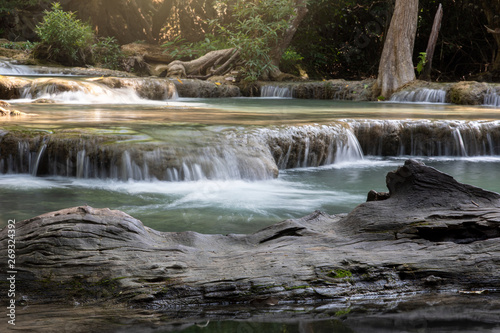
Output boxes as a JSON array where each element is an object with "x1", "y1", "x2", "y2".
[
  {"x1": 166, "y1": 48, "x2": 239, "y2": 79},
  {"x1": 1, "y1": 160, "x2": 500, "y2": 309}
]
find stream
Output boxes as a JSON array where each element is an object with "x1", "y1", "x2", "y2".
[{"x1": 1, "y1": 64, "x2": 500, "y2": 331}]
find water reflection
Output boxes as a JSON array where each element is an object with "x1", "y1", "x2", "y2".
[{"x1": 12, "y1": 293, "x2": 500, "y2": 333}]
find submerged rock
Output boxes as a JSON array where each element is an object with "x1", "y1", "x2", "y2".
[{"x1": 1, "y1": 160, "x2": 499, "y2": 309}]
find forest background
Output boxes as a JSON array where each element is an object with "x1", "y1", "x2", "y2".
[{"x1": 0, "y1": 0, "x2": 498, "y2": 83}]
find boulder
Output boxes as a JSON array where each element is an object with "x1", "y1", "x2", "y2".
[
  {"x1": 173, "y1": 78, "x2": 241, "y2": 98},
  {"x1": 0, "y1": 76, "x2": 31, "y2": 99},
  {"x1": 1, "y1": 160, "x2": 499, "y2": 310},
  {"x1": 448, "y1": 81, "x2": 490, "y2": 105}
]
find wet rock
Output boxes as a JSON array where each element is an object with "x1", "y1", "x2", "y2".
[
  {"x1": 249, "y1": 79, "x2": 376, "y2": 101},
  {"x1": 173, "y1": 78, "x2": 240, "y2": 98},
  {"x1": 94, "y1": 77, "x2": 176, "y2": 100},
  {"x1": 1, "y1": 160, "x2": 499, "y2": 309},
  {"x1": 0, "y1": 76, "x2": 31, "y2": 99},
  {"x1": 448, "y1": 81, "x2": 490, "y2": 105},
  {"x1": 0, "y1": 129, "x2": 278, "y2": 180}
]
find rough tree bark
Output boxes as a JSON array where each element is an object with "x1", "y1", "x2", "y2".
[
  {"x1": 419, "y1": 4, "x2": 443, "y2": 81},
  {"x1": 267, "y1": 0, "x2": 309, "y2": 80},
  {"x1": 481, "y1": 0, "x2": 500, "y2": 71},
  {"x1": 377, "y1": 0, "x2": 419, "y2": 98}
]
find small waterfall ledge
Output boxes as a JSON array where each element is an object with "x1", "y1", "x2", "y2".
[
  {"x1": 260, "y1": 85, "x2": 293, "y2": 98},
  {"x1": 0, "y1": 125, "x2": 366, "y2": 181},
  {"x1": 349, "y1": 119, "x2": 500, "y2": 156},
  {"x1": 389, "y1": 88, "x2": 447, "y2": 103},
  {"x1": 2, "y1": 120, "x2": 499, "y2": 182},
  {"x1": 485, "y1": 88, "x2": 500, "y2": 107},
  {"x1": 257, "y1": 80, "x2": 375, "y2": 101}
]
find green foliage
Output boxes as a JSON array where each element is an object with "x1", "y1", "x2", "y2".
[
  {"x1": 212, "y1": 0, "x2": 298, "y2": 81},
  {"x1": 34, "y1": 2, "x2": 94, "y2": 66},
  {"x1": 292, "y1": 0, "x2": 390, "y2": 79},
  {"x1": 0, "y1": 41, "x2": 36, "y2": 52},
  {"x1": 0, "y1": 0, "x2": 49, "y2": 14},
  {"x1": 328, "y1": 269, "x2": 352, "y2": 279},
  {"x1": 92, "y1": 37, "x2": 124, "y2": 70},
  {"x1": 280, "y1": 47, "x2": 304, "y2": 75},
  {"x1": 416, "y1": 52, "x2": 427, "y2": 75},
  {"x1": 163, "y1": 34, "x2": 231, "y2": 60}
]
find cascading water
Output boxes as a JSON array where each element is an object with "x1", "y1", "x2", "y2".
[
  {"x1": 389, "y1": 88, "x2": 447, "y2": 103},
  {"x1": 16, "y1": 77, "x2": 177, "y2": 104},
  {"x1": 0, "y1": 123, "x2": 368, "y2": 181},
  {"x1": 349, "y1": 119, "x2": 500, "y2": 157},
  {"x1": 0, "y1": 60, "x2": 37, "y2": 75},
  {"x1": 260, "y1": 85, "x2": 293, "y2": 98},
  {"x1": 484, "y1": 88, "x2": 500, "y2": 107},
  {"x1": 259, "y1": 124, "x2": 364, "y2": 169},
  {"x1": 0, "y1": 133, "x2": 280, "y2": 181},
  {"x1": 2, "y1": 119, "x2": 500, "y2": 181}
]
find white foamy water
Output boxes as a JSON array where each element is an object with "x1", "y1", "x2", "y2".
[
  {"x1": 390, "y1": 88, "x2": 447, "y2": 103},
  {"x1": 484, "y1": 88, "x2": 500, "y2": 107},
  {"x1": 0, "y1": 60, "x2": 37, "y2": 75},
  {"x1": 260, "y1": 85, "x2": 293, "y2": 98}
]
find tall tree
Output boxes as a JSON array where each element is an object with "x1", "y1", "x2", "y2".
[
  {"x1": 377, "y1": 0, "x2": 419, "y2": 98},
  {"x1": 267, "y1": 0, "x2": 308, "y2": 79},
  {"x1": 481, "y1": 0, "x2": 500, "y2": 72}
]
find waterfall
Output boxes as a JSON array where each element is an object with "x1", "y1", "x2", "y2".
[
  {"x1": 0, "y1": 60, "x2": 37, "y2": 75},
  {"x1": 259, "y1": 124, "x2": 364, "y2": 169},
  {"x1": 453, "y1": 128, "x2": 468, "y2": 157},
  {"x1": 349, "y1": 119, "x2": 500, "y2": 157},
  {"x1": 2, "y1": 120, "x2": 499, "y2": 182},
  {"x1": 31, "y1": 143, "x2": 47, "y2": 176},
  {"x1": 2, "y1": 76, "x2": 176, "y2": 104},
  {"x1": 0, "y1": 134, "x2": 279, "y2": 181},
  {"x1": 390, "y1": 88, "x2": 447, "y2": 103},
  {"x1": 260, "y1": 85, "x2": 293, "y2": 98},
  {"x1": 335, "y1": 129, "x2": 365, "y2": 163},
  {"x1": 484, "y1": 88, "x2": 500, "y2": 107}
]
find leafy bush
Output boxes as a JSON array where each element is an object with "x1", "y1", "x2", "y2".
[
  {"x1": 163, "y1": 34, "x2": 231, "y2": 60},
  {"x1": 92, "y1": 36, "x2": 124, "y2": 70},
  {"x1": 34, "y1": 2, "x2": 94, "y2": 66},
  {"x1": 416, "y1": 52, "x2": 427, "y2": 75},
  {"x1": 0, "y1": 41, "x2": 36, "y2": 52},
  {"x1": 214, "y1": 0, "x2": 296, "y2": 81},
  {"x1": 280, "y1": 48, "x2": 304, "y2": 75}
]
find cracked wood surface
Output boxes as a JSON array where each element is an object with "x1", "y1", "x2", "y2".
[{"x1": 1, "y1": 160, "x2": 500, "y2": 309}]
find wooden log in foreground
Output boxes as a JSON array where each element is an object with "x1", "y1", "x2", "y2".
[{"x1": 1, "y1": 160, "x2": 500, "y2": 309}]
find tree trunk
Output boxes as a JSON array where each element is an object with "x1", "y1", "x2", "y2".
[
  {"x1": 419, "y1": 4, "x2": 443, "y2": 81},
  {"x1": 481, "y1": 0, "x2": 500, "y2": 71},
  {"x1": 268, "y1": 0, "x2": 308, "y2": 79},
  {"x1": 377, "y1": 0, "x2": 419, "y2": 98}
]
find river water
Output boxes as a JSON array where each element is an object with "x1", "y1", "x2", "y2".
[{"x1": 1, "y1": 72, "x2": 500, "y2": 331}]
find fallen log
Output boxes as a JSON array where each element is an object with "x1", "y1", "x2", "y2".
[{"x1": 1, "y1": 160, "x2": 500, "y2": 309}]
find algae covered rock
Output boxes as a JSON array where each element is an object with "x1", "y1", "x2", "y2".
[{"x1": 448, "y1": 81, "x2": 490, "y2": 105}]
